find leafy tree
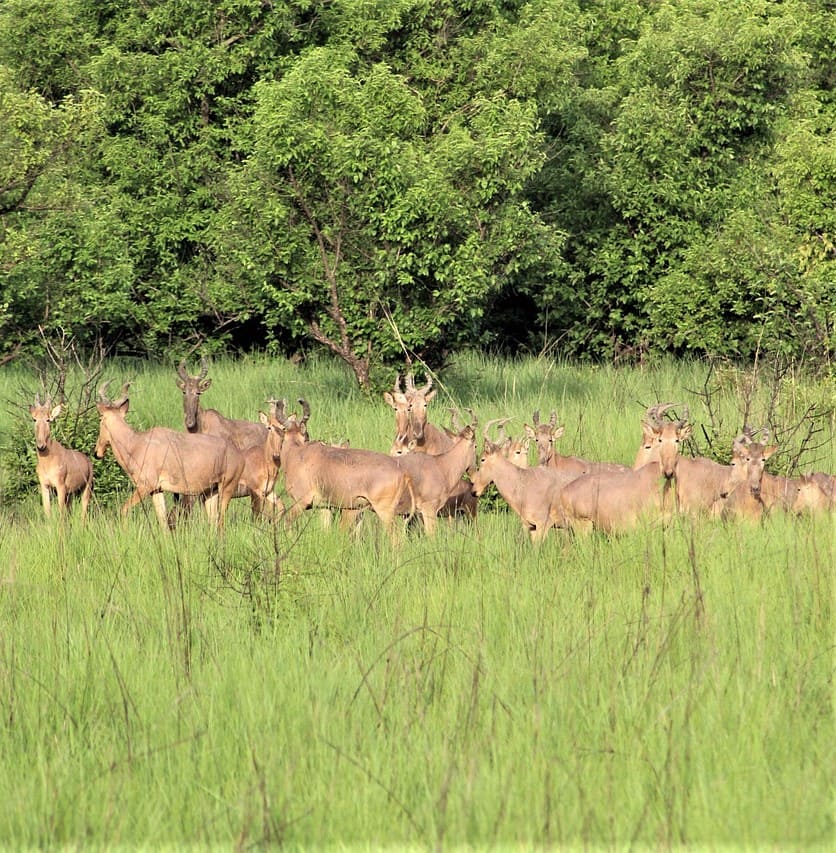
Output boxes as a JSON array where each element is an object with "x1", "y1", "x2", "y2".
[{"x1": 222, "y1": 5, "x2": 565, "y2": 388}]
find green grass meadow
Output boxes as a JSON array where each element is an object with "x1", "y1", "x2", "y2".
[{"x1": 0, "y1": 354, "x2": 832, "y2": 848}]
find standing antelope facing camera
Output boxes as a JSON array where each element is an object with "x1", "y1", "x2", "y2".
[
  {"x1": 29, "y1": 395, "x2": 93, "y2": 520},
  {"x1": 95, "y1": 382, "x2": 244, "y2": 530},
  {"x1": 559, "y1": 407, "x2": 691, "y2": 534},
  {"x1": 721, "y1": 431, "x2": 777, "y2": 521},
  {"x1": 384, "y1": 373, "x2": 455, "y2": 455},
  {"x1": 176, "y1": 358, "x2": 267, "y2": 450}
]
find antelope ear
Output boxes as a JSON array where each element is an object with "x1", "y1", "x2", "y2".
[
  {"x1": 50, "y1": 404, "x2": 63, "y2": 420},
  {"x1": 762, "y1": 444, "x2": 778, "y2": 460},
  {"x1": 199, "y1": 378, "x2": 212, "y2": 392},
  {"x1": 407, "y1": 439, "x2": 418, "y2": 451},
  {"x1": 424, "y1": 389, "x2": 437, "y2": 404},
  {"x1": 258, "y1": 411, "x2": 269, "y2": 425},
  {"x1": 383, "y1": 392, "x2": 395, "y2": 408},
  {"x1": 524, "y1": 425, "x2": 536, "y2": 439},
  {"x1": 678, "y1": 424, "x2": 693, "y2": 441},
  {"x1": 553, "y1": 426, "x2": 565, "y2": 440},
  {"x1": 28, "y1": 405, "x2": 37, "y2": 417},
  {"x1": 119, "y1": 398, "x2": 130, "y2": 414},
  {"x1": 176, "y1": 380, "x2": 186, "y2": 391}
]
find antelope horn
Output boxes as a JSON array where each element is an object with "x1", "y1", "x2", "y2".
[
  {"x1": 176, "y1": 360, "x2": 189, "y2": 381},
  {"x1": 97, "y1": 380, "x2": 112, "y2": 403},
  {"x1": 464, "y1": 407, "x2": 477, "y2": 429},
  {"x1": 415, "y1": 374, "x2": 433, "y2": 396},
  {"x1": 448, "y1": 408, "x2": 463, "y2": 432},
  {"x1": 198, "y1": 356, "x2": 209, "y2": 381},
  {"x1": 679, "y1": 406, "x2": 690, "y2": 426},
  {"x1": 114, "y1": 382, "x2": 132, "y2": 406},
  {"x1": 483, "y1": 417, "x2": 512, "y2": 441},
  {"x1": 532, "y1": 410, "x2": 540, "y2": 427},
  {"x1": 393, "y1": 374, "x2": 404, "y2": 394},
  {"x1": 548, "y1": 411, "x2": 557, "y2": 428},
  {"x1": 405, "y1": 373, "x2": 416, "y2": 393},
  {"x1": 297, "y1": 398, "x2": 311, "y2": 425}
]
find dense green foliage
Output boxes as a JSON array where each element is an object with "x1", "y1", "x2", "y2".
[
  {"x1": 0, "y1": 355, "x2": 832, "y2": 847},
  {"x1": 0, "y1": 1, "x2": 833, "y2": 385}
]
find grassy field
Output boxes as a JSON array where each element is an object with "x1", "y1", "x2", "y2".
[{"x1": 0, "y1": 352, "x2": 832, "y2": 848}]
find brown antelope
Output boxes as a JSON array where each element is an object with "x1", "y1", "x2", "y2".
[
  {"x1": 633, "y1": 404, "x2": 733, "y2": 515},
  {"x1": 525, "y1": 410, "x2": 630, "y2": 477},
  {"x1": 389, "y1": 419, "x2": 477, "y2": 532},
  {"x1": 469, "y1": 419, "x2": 574, "y2": 543},
  {"x1": 384, "y1": 373, "x2": 455, "y2": 455},
  {"x1": 720, "y1": 433, "x2": 777, "y2": 521},
  {"x1": 176, "y1": 359, "x2": 267, "y2": 449},
  {"x1": 559, "y1": 410, "x2": 691, "y2": 534},
  {"x1": 29, "y1": 396, "x2": 93, "y2": 519},
  {"x1": 759, "y1": 472, "x2": 801, "y2": 513},
  {"x1": 793, "y1": 473, "x2": 835, "y2": 513},
  {"x1": 274, "y1": 399, "x2": 415, "y2": 538},
  {"x1": 233, "y1": 403, "x2": 286, "y2": 519},
  {"x1": 95, "y1": 382, "x2": 245, "y2": 530}
]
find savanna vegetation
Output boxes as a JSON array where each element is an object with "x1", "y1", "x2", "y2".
[
  {"x1": 1, "y1": 0, "x2": 834, "y2": 388},
  {"x1": 0, "y1": 353, "x2": 832, "y2": 847}
]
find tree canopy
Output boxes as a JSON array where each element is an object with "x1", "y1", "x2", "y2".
[{"x1": 0, "y1": 0, "x2": 832, "y2": 386}]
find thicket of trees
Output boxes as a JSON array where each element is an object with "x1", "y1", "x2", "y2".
[{"x1": 1, "y1": 0, "x2": 833, "y2": 387}]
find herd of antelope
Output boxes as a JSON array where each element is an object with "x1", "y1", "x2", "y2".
[{"x1": 28, "y1": 363, "x2": 835, "y2": 540}]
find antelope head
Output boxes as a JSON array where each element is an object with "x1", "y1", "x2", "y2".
[
  {"x1": 383, "y1": 375, "x2": 411, "y2": 445},
  {"x1": 176, "y1": 357, "x2": 212, "y2": 432},
  {"x1": 639, "y1": 403, "x2": 691, "y2": 479},
  {"x1": 29, "y1": 393, "x2": 63, "y2": 453},
  {"x1": 729, "y1": 427, "x2": 776, "y2": 498},
  {"x1": 524, "y1": 410, "x2": 563, "y2": 465},
  {"x1": 94, "y1": 381, "x2": 132, "y2": 458},
  {"x1": 404, "y1": 372, "x2": 436, "y2": 441}
]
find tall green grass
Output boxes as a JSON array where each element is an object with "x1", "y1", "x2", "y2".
[{"x1": 0, "y1": 353, "x2": 832, "y2": 847}]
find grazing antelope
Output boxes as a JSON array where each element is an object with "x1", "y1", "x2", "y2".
[
  {"x1": 469, "y1": 419, "x2": 574, "y2": 543},
  {"x1": 793, "y1": 473, "x2": 835, "y2": 513},
  {"x1": 384, "y1": 373, "x2": 455, "y2": 455},
  {"x1": 389, "y1": 419, "x2": 477, "y2": 533},
  {"x1": 559, "y1": 409, "x2": 691, "y2": 534},
  {"x1": 95, "y1": 382, "x2": 245, "y2": 530},
  {"x1": 29, "y1": 395, "x2": 93, "y2": 519},
  {"x1": 176, "y1": 359, "x2": 267, "y2": 450},
  {"x1": 274, "y1": 399, "x2": 415, "y2": 539},
  {"x1": 525, "y1": 410, "x2": 630, "y2": 477},
  {"x1": 720, "y1": 433, "x2": 777, "y2": 521}
]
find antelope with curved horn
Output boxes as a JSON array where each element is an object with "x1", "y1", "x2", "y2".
[
  {"x1": 559, "y1": 407, "x2": 691, "y2": 533},
  {"x1": 383, "y1": 372, "x2": 455, "y2": 456},
  {"x1": 95, "y1": 381, "x2": 244, "y2": 530},
  {"x1": 632, "y1": 404, "x2": 733, "y2": 515},
  {"x1": 176, "y1": 358, "x2": 267, "y2": 449},
  {"x1": 720, "y1": 430, "x2": 778, "y2": 521},
  {"x1": 273, "y1": 399, "x2": 415, "y2": 539},
  {"x1": 29, "y1": 394, "x2": 93, "y2": 520},
  {"x1": 469, "y1": 418, "x2": 574, "y2": 543},
  {"x1": 525, "y1": 410, "x2": 629, "y2": 476}
]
